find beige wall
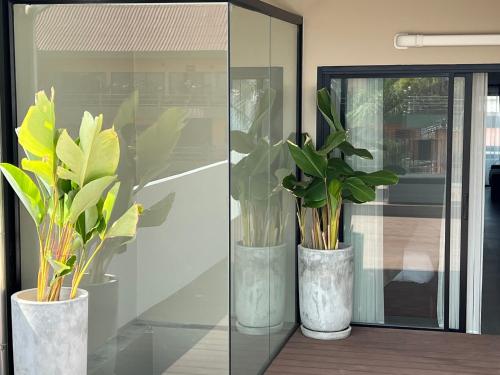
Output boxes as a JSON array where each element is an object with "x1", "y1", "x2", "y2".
[{"x1": 265, "y1": 0, "x2": 500, "y2": 139}]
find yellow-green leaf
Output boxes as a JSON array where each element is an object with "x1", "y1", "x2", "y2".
[
  {"x1": 68, "y1": 175, "x2": 116, "y2": 223},
  {"x1": 106, "y1": 204, "x2": 143, "y2": 239},
  {"x1": 0, "y1": 163, "x2": 44, "y2": 224}
]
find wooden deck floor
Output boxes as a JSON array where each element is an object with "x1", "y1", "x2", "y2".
[{"x1": 266, "y1": 326, "x2": 500, "y2": 375}]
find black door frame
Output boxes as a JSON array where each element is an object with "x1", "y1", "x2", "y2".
[{"x1": 317, "y1": 64, "x2": 500, "y2": 333}]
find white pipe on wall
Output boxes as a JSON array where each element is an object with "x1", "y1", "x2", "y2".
[{"x1": 394, "y1": 33, "x2": 500, "y2": 49}]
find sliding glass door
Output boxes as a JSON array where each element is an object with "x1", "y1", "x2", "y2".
[{"x1": 324, "y1": 72, "x2": 468, "y2": 330}]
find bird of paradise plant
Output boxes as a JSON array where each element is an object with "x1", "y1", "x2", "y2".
[
  {"x1": 283, "y1": 88, "x2": 399, "y2": 250},
  {"x1": 0, "y1": 89, "x2": 142, "y2": 301}
]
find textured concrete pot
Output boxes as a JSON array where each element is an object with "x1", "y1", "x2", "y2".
[
  {"x1": 235, "y1": 242, "x2": 286, "y2": 335},
  {"x1": 11, "y1": 287, "x2": 88, "y2": 375},
  {"x1": 299, "y1": 243, "x2": 354, "y2": 340}
]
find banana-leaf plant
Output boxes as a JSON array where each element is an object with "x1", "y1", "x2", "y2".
[
  {"x1": 282, "y1": 88, "x2": 399, "y2": 250},
  {"x1": 0, "y1": 89, "x2": 142, "y2": 301},
  {"x1": 87, "y1": 91, "x2": 185, "y2": 284},
  {"x1": 231, "y1": 88, "x2": 292, "y2": 247}
]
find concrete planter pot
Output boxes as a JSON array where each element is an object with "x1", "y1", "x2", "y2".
[
  {"x1": 11, "y1": 287, "x2": 88, "y2": 375},
  {"x1": 234, "y1": 242, "x2": 286, "y2": 335},
  {"x1": 299, "y1": 243, "x2": 354, "y2": 340},
  {"x1": 83, "y1": 274, "x2": 118, "y2": 354}
]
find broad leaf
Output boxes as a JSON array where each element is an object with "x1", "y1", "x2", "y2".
[
  {"x1": 338, "y1": 141, "x2": 373, "y2": 160},
  {"x1": 343, "y1": 177, "x2": 375, "y2": 202},
  {"x1": 102, "y1": 182, "x2": 120, "y2": 225},
  {"x1": 317, "y1": 88, "x2": 343, "y2": 132},
  {"x1": 303, "y1": 178, "x2": 327, "y2": 206},
  {"x1": 46, "y1": 254, "x2": 76, "y2": 278},
  {"x1": 17, "y1": 90, "x2": 56, "y2": 160},
  {"x1": 287, "y1": 140, "x2": 327, "y2": 178},
  {"x1": 106, "y1": 204, "x2": 143, "y2": 239},
  {"x1": 0, "y1": 163, "x2": 44, "y2": 224},
  {"x1": 68, "y1": 175, "x2": 116, "y2": 223},
  {"x1": 327, "y1": 158, "x2": 355, "y2": 179},
  {"x1": 231, "y1": 130, "x2": 256, "y2": 154},
  {"x1": 21, "y1": 158, "x2": 53, "y2": 186},
  {"x1": 139, "y1": 192, "x2": 175, "y2": 228},
  {"x1": 55, "y1": 129, "x2": 82, "y2": 183},
  {"x1": 56, "y1": 113, "x2": 120, "y2": 186},
  {"x1": 282, "y1": 173, "x2": 307, "y2": 198},
  {"x1": 356, "y1": 170, "x2": 399, "y2": 186},
  {"x1": 318, "y1": 130, "x2": 347, "y2": 156}
]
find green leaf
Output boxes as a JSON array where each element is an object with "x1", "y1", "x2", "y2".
[
  {"x1": 106, "y1": 204, "x2": 143, "y2": 239},
  {"x1": 231, "y1": 130, "x2": 256, "y2": 154},
  {"x1": 0, "y1": 163, "x2": 44, "y2": 224},
  {"x1": 80, "y1": 113, "x2": 120, "y2": 184},
  {"x1": 287, "y1": 140, "x2": 327, "y2": 178},
  {"x1": 327, "y1": 158, "x2": 355, "y2": 179},
  {"x1": 46, "y1": 254, "x2": 76, "y2": 278},
  {"x1": 55, "y1": 130, "x2": 83, "y2": 183},
  {"x1": 56, "y1": 113, "x2": 120, "y2": 186},
  {"x1": 338, "y1": 141, "x2": 373, "y2": 159},
  {"x1": 68, "y1": 175, "x2": 116, "y2": 223},
  {"x1": 21, "y1": 158, "x2": 53, "y2": 186},
  {"x1": 102, "y1": 182, "x2": 120, "y2": 225},
  {"x1": 303, "y1": 178, "x2": 327, "y2": 206},
  {"x1": 317, "y1": 88, "x2": 343, "y2": 132},
  {"x1": 356, "y1": 170, "x2": 399, "y2": 186},
  {"x1": 344, "y1": 177, "x2": 376, "y2": 202},
  {"x1": 318, "y1": 130, "x2": 347, "y2": 156},
  {"x1": 139, "y1": 192, "x2": 175, "y2": 228},
  {"x1": 282, "y1": 173, "x2": 307, "y2": 198},
  {"x1": 17, "y1": 90, "x2": 56, "y2": 160},
  {"x1": 328, "y1": 178, "x2": 342, "y2": 200}
]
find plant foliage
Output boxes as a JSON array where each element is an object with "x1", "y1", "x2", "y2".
[
  {"x1": 282, "y1": 88, "x2": 399, "y2": 250},
  {"x1": 0, "y1": 89, "x2": 142, "y2": 301}
]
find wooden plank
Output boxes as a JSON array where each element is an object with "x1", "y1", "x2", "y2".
[{"x1": 266, "y1": 327, "x2": 500, "y2": 375}]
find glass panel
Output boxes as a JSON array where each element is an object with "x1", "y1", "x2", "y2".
[
  {"x1": 339, "y1": 76, "x2": 449, "y2": 329},
  {"x1": 481, "y1": 72, "x2": 500, "y2": 334},
  {"x1": 14, "y1": 3, "x2": 229, "y2": 373},
  {"x1": 230, "y1": 5, "x2": 271, "y2": 374},
  {"x1": 269, "y1": 17, "x2": 297, "y2": 356},
  {"x1": 449, "y1": 77, "x2": 465, "y2": 330}
]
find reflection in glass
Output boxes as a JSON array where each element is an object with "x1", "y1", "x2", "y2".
[
  {"x1": 229, "y1": 5, "x2": 297, "y2": 374},
  {"x1": 15, "y1": 3, "x2": 229, "y2": 374},
  {"x1": 340, "y1": 77, "x2": 449, "y2": 328}
]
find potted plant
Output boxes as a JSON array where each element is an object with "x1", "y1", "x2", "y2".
[
  {"x1": 231, "y1": 88, "x2": 292, "y2": 334},
  {"x1": 1, "y1": 89, "x2": 142, "y2": 374},
  {"x1": 282, "y1": 88, "x2": 398, "y2": 340}
]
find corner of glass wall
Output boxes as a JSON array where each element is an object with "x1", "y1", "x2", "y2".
[
  {"x1": 229, "y1": 4, "x2": 298, "y2": 374},
  {"x1": 9, "y1": 1, "x2": 299, "y2": 373},
  {"x1": 13, "y1": 3, "x2": 230, "y2": 374}
]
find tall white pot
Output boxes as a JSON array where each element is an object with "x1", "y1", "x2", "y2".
[
  {"x1": 11, "y1": 287, "x2": 88, "y2": 375},
  {"x1": 299, "y1": 244, "x2": 354, "y2": 340},
  {"x1": 235, "y1": 242, "x2": 286, "y2": 334}
]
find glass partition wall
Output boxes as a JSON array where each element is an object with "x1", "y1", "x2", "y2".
[{"x1": 8, "y1": 2, "x2": 300, "y2": 374}]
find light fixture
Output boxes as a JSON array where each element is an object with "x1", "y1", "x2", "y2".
[{"x1": 394, "y1": 33, "x2": 500, "y2": 49}]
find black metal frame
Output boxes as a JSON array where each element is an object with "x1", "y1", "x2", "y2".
[
  {"x1": 0, "y1": 1, "x2": 302, "y2": 374},
  {"x1": 317, "y1": 64, "x2": 500, "y2": 334}
]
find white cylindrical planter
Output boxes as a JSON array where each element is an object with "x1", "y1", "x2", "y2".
[
  {"x1": 235, "y1": 242, "x2": 287, "y2": 335},
  {"x1": 12, "y1": 287, "x2": 88, "y2": 375},
  {"x1": 299, "y1": 244, "x2": 354, "y2": 340}
]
